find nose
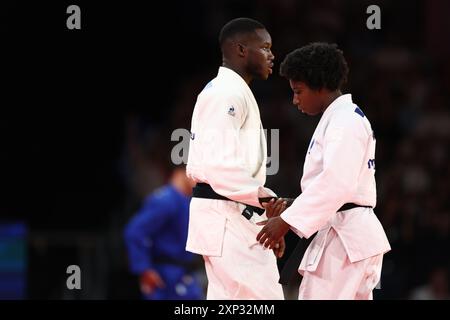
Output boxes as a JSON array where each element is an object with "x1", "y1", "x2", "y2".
[{"x1": 292, "y1": 95, "x2": 299, "y2": 106}]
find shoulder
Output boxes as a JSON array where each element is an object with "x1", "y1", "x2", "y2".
[
  {"x1": 195, "y1": 81, "x2": 247, "y2": 121},
  {"x1": 200, "y1": 79, "x2": 245, "y2": 103},
  {"x1": 338, "y1": 102, "x2": 371, "y2": 127},
  {"x1": 328, "y1": 103, "x2": 372, "y2": 139},
  {"x1": 197, "y1": 72, "x2": 245, "y2": 100},
  {"x1": 143, "y1": 185, "x2": 178, "y2": 211}
]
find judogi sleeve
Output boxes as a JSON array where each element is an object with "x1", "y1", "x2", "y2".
[{"x1": 281, "y1": 114, "x2": 368, "y2": 238}]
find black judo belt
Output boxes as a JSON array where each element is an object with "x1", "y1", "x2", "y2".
[
  {"x1": 192, "y1": 183, "x2": 265, "y2": 220},
  {"x1": 278, "y1": 203, "x2": 372, "y2": 285}
]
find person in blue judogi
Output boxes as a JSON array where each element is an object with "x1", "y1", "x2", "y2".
[{"x1": 124, "y1": 165, "x2": 204, "y2": 300}]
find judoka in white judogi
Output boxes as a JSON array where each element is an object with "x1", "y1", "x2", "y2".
[
  {"x1": 280, "y1": 94, "x2": 391, "y2": 299},
  {"x1": 186, "y1": 67, "x2": 283, "y2": 299}
]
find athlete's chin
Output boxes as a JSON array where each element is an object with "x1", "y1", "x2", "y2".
[
  {"x1": 297, "y1": 106, "x2": 316, "y2": 116},
  {"x1": 306, "y1": 110, "x2": 321, "y2": 116},
  {"x1": 256, "y1": 71, "x2": 270, "y2": 80}
]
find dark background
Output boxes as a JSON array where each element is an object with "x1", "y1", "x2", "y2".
[{"x1": 1, "y1": 0, "x2": 449, "y2": 299}]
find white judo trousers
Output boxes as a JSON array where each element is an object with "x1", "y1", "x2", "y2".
[
  {"x1": 188, "y1": 198, "x2": 284, "y2": 300},
  {"x1": 203, "y1": 219, "x2": 283, "y2": 300},
  {"x1": 298, "y1": 228, "x2": 383, "y2": 300}
]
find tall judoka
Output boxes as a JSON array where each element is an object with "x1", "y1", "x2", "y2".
[
  {"x1": 124, "y1": 165, "x2": 204, "y2": 300},
  {"x1": 257, "y1": 43, "x2": 391, "y2": 300},
  {"x1": 185, "y1": 18, "x2": 285, "y2": 300}
]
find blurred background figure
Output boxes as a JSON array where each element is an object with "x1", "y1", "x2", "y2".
[
  {"x1": 123, "y1": 165, "x2": 204, "y2": 300},
  {"x1": 0, "y1": 222, "x2": 27, "y2": 300}
]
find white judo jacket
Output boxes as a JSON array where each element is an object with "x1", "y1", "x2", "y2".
[
  {"x1": 186, "y1": 67, "x2": 276, "y2": 256},
  {"x1": 281, "y1": 94, "x2": 391, "y2": 271}
]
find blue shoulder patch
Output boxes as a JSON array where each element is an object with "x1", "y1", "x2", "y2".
[
  {"x1": 354, "y1": 107, "x2": 365, "y2": 118},
  {"x1": 308, "y1": 138, "x2": 315, "y2": 154},
  {"x1": 203, "y1": 81, "x2": 213, "y2": 91}
]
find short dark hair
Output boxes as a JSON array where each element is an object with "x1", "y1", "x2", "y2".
[
  {"x1": 219, "y1": 18, "x2": 265, "y2": 47},
  {"x1": 279, "y1": 42, "x2": 349, "y2": 91}
]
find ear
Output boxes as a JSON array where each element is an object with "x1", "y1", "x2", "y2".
[{"x1": 237, "y1": 43, "x2": 246, "y2": 57}]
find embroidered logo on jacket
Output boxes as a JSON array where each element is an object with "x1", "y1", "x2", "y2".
[{"x1": 227, "y1": 106, "x2": 235, "y2": 116}]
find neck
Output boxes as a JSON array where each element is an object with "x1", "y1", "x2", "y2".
[
  {"x1": 321, "y1": 90, "x2": 342, "y2": 113},
  {"x1": 222, "y1": 60, "x2": 251, "y2": 84}
]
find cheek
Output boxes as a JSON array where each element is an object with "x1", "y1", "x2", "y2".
[
  {"x1": 255, "y1": 52, "x2": 267, "y2": 65},
  {"x1": 297, "y1": 94, "x2": 307, "y2": 104},
  {"x1": 302, "y1": 95, "x2": 310, "y2": 105},
  {"x1": 248, "y1": 55, "x2": 262, "y2": 70}
]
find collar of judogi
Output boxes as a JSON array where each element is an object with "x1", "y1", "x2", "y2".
[
  {"x1": 322, "y1": 93, "x2": 353, "y2": 117},
  {"x1": 218, "y1": 66, "x2": 250, "y2": 90}
]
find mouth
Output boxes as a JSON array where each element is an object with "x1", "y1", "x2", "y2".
[{"x1": 268, "y1": 62, "x2": 274, "y2": 74}]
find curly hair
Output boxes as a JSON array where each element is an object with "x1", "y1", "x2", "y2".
[{"x1": 279, "y1": 42, "x2": 349, "y2": 91}]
